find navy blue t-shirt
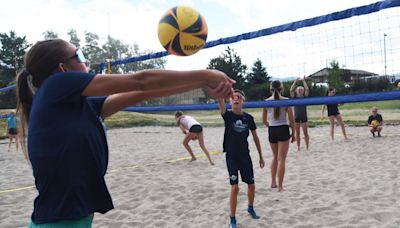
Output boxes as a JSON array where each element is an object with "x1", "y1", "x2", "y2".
[
  {"x1": 28, "y1": 72, "x2": 113, "y2": 224},
  {"x1": 368, "y1": 114, "x2": 383, "y2": 124},
  {"x1": 222, "y1": 110, "x2": 256, "y2": 158}
]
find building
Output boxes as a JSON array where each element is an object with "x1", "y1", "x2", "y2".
[{"x1": 308, "y1": 68, "x2": 378, "y2": 83}]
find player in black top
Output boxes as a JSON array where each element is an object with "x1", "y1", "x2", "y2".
[
  {"x1": 218, "y1": 89, "x2": 265, "y2": 228},
  {"x1": 321, "y1": 87, "x2": 348, "y2": 141},
  {"x1": 368, "y1": 107, "x2": 383, "y2": 137}
]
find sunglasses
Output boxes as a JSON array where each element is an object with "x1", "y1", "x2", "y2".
[{"x1": 68, "y1": 48, "x2": 87, "y2": 63}]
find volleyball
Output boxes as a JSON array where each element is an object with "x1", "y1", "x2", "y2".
[
  {"x1": 158, "y1": 6, "x2": 208, "y2": 56},
  {"x1": 371, "y1": 120, "x2": 379, "y2": 126}
]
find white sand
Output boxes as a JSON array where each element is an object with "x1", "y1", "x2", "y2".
[{"x1": 1, "y1": 125, "x2": 400, "y2": 228}]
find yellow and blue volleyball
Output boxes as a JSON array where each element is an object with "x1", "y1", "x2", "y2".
[
  {"x1": 371, "y1": 120, "x2": 379, "y2": 126},
  {"x1": 158, "y1": 6, "x2": 208, "y2": 56}
]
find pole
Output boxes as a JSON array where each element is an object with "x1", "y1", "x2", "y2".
[{"x1": 384, "y1": 34, "x2": 387, "y2": 76}]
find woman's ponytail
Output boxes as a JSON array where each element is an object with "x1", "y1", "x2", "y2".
[
  {"x1": 271, "y1": 80, "x2": 282, "y2": 119},
  {"x1": 16, "y1": 69, "x2": 34, "y2": 161}
]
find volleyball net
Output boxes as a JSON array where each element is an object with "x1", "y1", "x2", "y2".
[{"x1": 1, "y1": 0, "x2": 400, "y2": 114}]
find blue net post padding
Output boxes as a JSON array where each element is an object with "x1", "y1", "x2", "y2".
[
  {"x1": 122, "y1": 91, "x2": 400, "y2": 112},
  {"x1": 99, "y1": 0, "x2": 400, "y2": 70}
]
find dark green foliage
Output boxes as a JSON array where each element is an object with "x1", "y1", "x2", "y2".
[
  {"x1": 350, "y1": 77, "x2": 392, "y2": 93},
  {"x1": 43, "y1": 30, "x2": 59, "y2": 40},
  {"x1": 327, "y1": 60, "x2": 345, "y2": 92},
  {"x1": 207, "y1": 47, "x2": 247, "y2": 90},
  {"x1": 68, "y1": 29, "x2": 81, "y2": 48},
  {"x1": 0, "y1": 31, "x2": 30, "y2": 108},
  {"x1": 247, "y1": 58, "x2": 270, "y2": 84}
]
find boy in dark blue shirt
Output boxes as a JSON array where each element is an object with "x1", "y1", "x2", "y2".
[{"x1": 217, "y1": 89, "x2": 265, "y2": 228}]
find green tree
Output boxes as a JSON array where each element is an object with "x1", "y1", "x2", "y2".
[
  {"x1": 101, "y1": 35, "x2": 130, "y2": 73},
  {"x1": 0, "y1": 31, "x2": 30, "y2": 108},
  {"x1": 122, "y1": 44, "x2": 166, "y2": 72},
  {"x1": 81, "y1": 31, "x2": 104, "y2": 73},
  {"x1": 245, "y1": 58, "x2": 270, "y2": 100},
  {"x1": 207, "y1": 47, "x2": 247, "y2": 90},
  {"x1": 67, "y1": 29, "x2": 80, "y2": 48},
  {"x1": 246, "y1": 58, "x2": 270, "y2": 84},
  {"x1": 100, "y1": 37, "x2": 166, "y2": 73},
  {"x1": 43, "y1": 30, "x2": 59, "y2": 40},
  {"x1": 0, "y1": 31, "x2": 30, "y2": 85},
  {"x1": 327, "y1": 59, "x2": 345, "y2": 92}
]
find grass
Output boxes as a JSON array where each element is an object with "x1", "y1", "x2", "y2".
[{"x1": 1, "y1": 100, "x2": 400, "y2": 139}]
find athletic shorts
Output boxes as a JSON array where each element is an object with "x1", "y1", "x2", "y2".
[
  {"x1": 29, "y1": 215, "x2": 93, "y2": 228},
  {"x1": 268, "y1": 125, "x2": 290, "y2": 143},
  {"x1": 8, "y1": 128, "x2": 17, "y2": 135},
  {"x1": 226, "y1": 154, "x2": 254, "y2": 185},
  {"x1": 328, "y1": 110, "x2": 340, "y2": 117},
  {"x1": 295, "y1": 117, "x2": 308, "y2": 123},
  {"x1": 189, "y1": 125, "x2": 202, "y2": 133}
]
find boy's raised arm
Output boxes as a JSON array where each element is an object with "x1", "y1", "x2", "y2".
[{"x1": 217, "y1": 98, "x2": 227, "y2": 115}]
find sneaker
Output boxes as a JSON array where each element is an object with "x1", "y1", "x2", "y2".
[{"x1": 247, "y1": 207, "x2": 261, "y2": 219}]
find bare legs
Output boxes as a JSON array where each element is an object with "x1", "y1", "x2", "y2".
[
  {"x1": 182, "y1": 132, "x2": 214, "y2": 165},
  {"x1": 229, "y1": 184, "x2": 256, "y2": 218},
  {"x1": 183, "y1": 133, "x2": 197, "y2": 161},
  {"x1": 295, "y1": 123, "x2": 301, "y2": 151},
  {"x1": 329, "y1": 115, "x2": 348, "y2": 141},
  {"x1": 329, "y1": 116, "x2": 335, "y2": 141},
  {"x1": 370, "y1": 126, "x2": 383, "y2": 137},
  {"x1": 7, "y1": 135, "x2": 18, "y2": 152},
  {"x1": 269, "y1": 143, "x2": 278, "y2": 188},
  {"x1": 229, "y1": 184, "x2": 239, "y2": 218},
  {"x1": 197, "y1": 132, "x2": 214, "y2": 165},
  {"x1": 336, "y1": 115, "x2": 348, "y2": 140},
  {"x1": 295, "y1": 122, "x2": 310, "y2": 151},
  {"x1": 269, "y1": 140, "x2": 289, "y2": 191},
  {"x1": 302, "y1": 123, "x2": 310, "y2": 150},
  {"x1": 247, "y1": 184, "x2": 255, "y2": 206}
]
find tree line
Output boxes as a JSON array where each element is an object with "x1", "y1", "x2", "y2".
[{"x1": 0, "y1": 30, "x2": 165, "y2": 108}]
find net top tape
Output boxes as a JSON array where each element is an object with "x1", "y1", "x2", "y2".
[{"x1": 99, "y1": 0, "x2": 400, "y2": 70}]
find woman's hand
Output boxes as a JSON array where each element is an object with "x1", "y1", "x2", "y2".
[
  {"x1": 291, "y1": 133, "x2": 296, "y2": 143},
  {"x1": 259, "y1": 157, "x2": 265, "y2": 168}
]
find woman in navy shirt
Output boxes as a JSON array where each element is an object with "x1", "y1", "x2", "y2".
[{"x1": 16, "y1": 39, "x2": 234, "y2": 227}]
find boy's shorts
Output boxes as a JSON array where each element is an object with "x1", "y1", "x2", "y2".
[{"x1": 226, "y1": 154, "x2": 254, "y2": 185}]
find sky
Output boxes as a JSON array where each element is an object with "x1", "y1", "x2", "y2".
[{"x1": 1, "y1": 0, "x2": 399, "y2": 78}]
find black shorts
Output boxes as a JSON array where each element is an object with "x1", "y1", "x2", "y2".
[
  {"x1": 189, "y1": 125, "x2": 202, "y2": 133},
  {"x1": 328, "y1": 110, "x2": 340, "y2": 117},
  {"x1": 8, "y1": 128, "x2": 17, "y2": 135},
  {"x1": 295, "y1": 117, "x2": 308, "y2": 123},
  {"x1": 226, "y1": 154, "x2": 254, "y2": 185},
  {"x1": 268, "y1": 125, "x2": 290, "y2": 143}
]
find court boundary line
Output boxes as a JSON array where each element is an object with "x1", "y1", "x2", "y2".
[{"x1": 0, "y1": 151, "x2": 223, "y2": 194}]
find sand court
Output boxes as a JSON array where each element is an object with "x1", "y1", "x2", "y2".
[{"x1": 1, "y1": 125, "x2": 399, "y2": 227}]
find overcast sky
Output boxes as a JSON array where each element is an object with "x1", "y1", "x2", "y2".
[{"x1": 1, "y1": 0, "x2": 399, "y2": 77}]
